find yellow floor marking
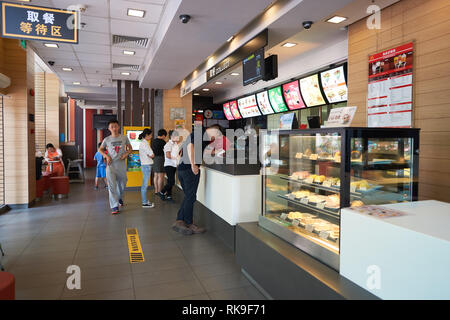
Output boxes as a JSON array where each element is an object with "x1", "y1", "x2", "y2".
[{"x1": 126, "y1": 228, "x2": 145, "y2": 263}]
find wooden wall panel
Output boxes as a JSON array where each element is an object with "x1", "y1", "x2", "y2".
[
  {"x1": 35, "y1": 72, "x2": 46, "y2": 154},
  {"x1": 162, "y1": 85, "x2": 192, "y2": 132},
  {"x1": 347, "y1": 0, "x2": 450, "y2": 202},
  {"x1": 45, "y1": 73, "x2": 60, "y2": 148}
]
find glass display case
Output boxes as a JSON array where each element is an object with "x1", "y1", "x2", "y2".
[{"x1": 260, "y1": 127, "x2": 420, "y2": 270}]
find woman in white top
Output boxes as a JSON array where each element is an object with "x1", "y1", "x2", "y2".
[
  {"x1": 161, "y1": 130, "x2": 181, "y2": 201},
  {"x1": 138, "y1": 128, "x2": 155, "y2": 208}
]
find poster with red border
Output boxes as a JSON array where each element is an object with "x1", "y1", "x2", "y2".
[
  {"x1": 282, "y1": 80, "x2": 306, "y2": 110},
  {"x1": 367, "y1": 42, "x2": 413, "y2": 128},
  {"x1": 223, "y1": 102, "x2": 234, "y2": 120}
]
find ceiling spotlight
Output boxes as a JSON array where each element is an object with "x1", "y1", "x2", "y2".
[
  {"x1": 282, "y1": 42, "x2": 297, "y2": 48},
  {"x1": 326, "y1": 16, "x2": 347, "y2": 24},
  {"x1": 72, "y1": 81, "x2": 81, "y2": 85},
  {"x1": 62, "y1": 67, "x2": 73, "y2": 72},
  {"x1": 98, "y1": 84, "x2": 103, "y2": 87},
  {"x1": 123, "y1": 50, "x2": 135, "y2": 55},
  {"x1": 202, "y1": 88, "x2": 210, "y2": 92},
  {"x1": 193, "y1": 93, "x2": 200, "y2": 96},
  {"x1": 121, "y1": 72, "x2": 131, "y2": 76},
  {"x1": 127, "y1": 8, "x2": 145, "y2": 18},
  {"x1": 215, "y1": 81, "x2": 223, "y2": 85},
  {"x1": 230, "y1": 72, "x2": 239, "y2": 76},
  {"x1": 44, "y1": 43, "x2": 58, "y2": 48},
  {"x1": 227, "y1": 36, "x2": 234, "y2": 42}
]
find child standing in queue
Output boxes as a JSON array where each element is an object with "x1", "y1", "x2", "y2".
[
  {"x1": 98, "y1": 120, "x2": 132, "y2": 215},
  {"x1": 138, "y1": 128, "x2": 155, "y2": 208},
  {"x1": 93, "y1": 143, "x2": 107, "y2": 190}
]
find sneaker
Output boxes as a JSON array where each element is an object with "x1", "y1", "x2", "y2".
[
  {"x1": 187, "y1": 224, "x2": 206, "y2": 234},
  {"x1": 119, "y1": 199, "x2": 124, "y2": 207},
  {"x1": 111, "y1": 207, "x2": 120, "y2": 215},
  {"x1": 104, "y1": 185, "x2": 108, "y2": 190},
  {"x1": 94, "y1": 186, "x2": 98, "y2": 190},
  {"x1": 172, "y1": 220, "x2": 193, "y2": 235},
  {"x1": 166, "y1": 195, "x2": 173, "y2": 201},
  {"x1": 142, "y1": 202, "x2": 155, "y2": 208},
  {"x1": 158, "y1": 192, "x2": 166, "y2": 201}
]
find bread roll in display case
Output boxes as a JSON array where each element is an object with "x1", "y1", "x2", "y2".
[{"x1": 259, "y1": 127, "x2": 420, "y2": 270}]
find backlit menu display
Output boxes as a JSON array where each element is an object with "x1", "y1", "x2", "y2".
[
  {"x1": 268, "y1": 86, "x2": 288, "y2": 113},
  {"x1": 223, "y1": 102, "x2": 234, "y2": 120},
  {"x1": 256, "y1": 91, "x2": 274, "y2": 115},
  {"x1": 320, "y1": 66, "x2": 348, "y2": 104},
  {"x1": 237, "y1": 95, "x2": 261, "y2": 118},
  {"x1": 229, "y1": 100, "x2": 242, "y2": 119},
  {"x1": 299, "y1": 74, "x2": 326, "y2": 107},
  {"x1": 282, "y1": 80, "x2": 305, "y2": 110}
]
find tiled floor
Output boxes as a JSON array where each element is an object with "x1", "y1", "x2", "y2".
[{"x1": 0, "y1": 171, "x2": 266, "y2": 300}]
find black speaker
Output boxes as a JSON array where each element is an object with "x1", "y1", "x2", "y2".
[
  {"x1": 307, "y1": 116, "x2": 321, "y2": 129},
  {"x1": 263, "y1": 55, "x2": 278, "y2": 81}
]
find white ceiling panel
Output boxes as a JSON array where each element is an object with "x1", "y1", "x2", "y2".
[
  {"x1": 111, "y1": 47, "x2": 147, "y2": 58},
  {"x1": 78, "y1": 31, "x2": 111, "y2": 46},
  {"x1": 80, "y1": 61, "x2": 111, "y2": 69},
  {"x1": 85, "y1": 73, "x2": 112, "y2": 80},
  {"x1": 31, "y1": 41, "x2": 72, "y2": 51},
  {"x1": 130, "y1": 0, "x2": 167, "y2": 5},
  {"x1": 110, "y1": 0, "x2": 164, "y2": 24},
  {"x1": 53, "y1": 59, "x2": 81, "y2": 67},
  {"x1": 111, "y1": 55, "x2": 143, "y2": 65},
  {"x1": 53, "y1": 0, "x2": 109, "y2": 18},
  {"x1": 77, "y1": 53, "x2": 111, "y2": 63},
  {"x1": 73, "y1": 43, "x2": 111, "y2": 55},
  {"x1": 78, "y1": 16, "x2": 110, "y2": 34},
  {"x1": 38, "y1": 49, "x2": 78, "y2": 60},
  {"x1": 110, "y1": 19, "x2": 156, "y2": 38}
]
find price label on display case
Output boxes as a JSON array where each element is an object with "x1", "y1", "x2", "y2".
[
  {"x1": 292, "y1": 220, "x2": 299, "y2": 227},
  {"x1": 306, "y1": 224, "x2": 314, "y2": 233},
  {"x1": 323, "y1": 181, "x2": 332, "y2": 188},
  {"x1": 300, "y1": 198, "x2": 309, "y2": 205},
  {"x1": 280, "y1": 213, "x2": 287, "y2": 220},
  {"x1": 309, "y1": 154, "x2": 319, "y2": 160},
  {"x1": 319, "y1": 231, "x2": 330, "y2": 240},
  {"x1": 317, "y1": 202, "x2": 326, "y2": 210},
  {"x1": 350, "y1": 185, "x2": 357, "y2": 193}
]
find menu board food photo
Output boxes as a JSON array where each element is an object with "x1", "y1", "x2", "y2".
[
  {"x1": 237, "y1": 95, "x2": 261, "y2": 118},
  {"x1": 299, "y1": 74, "x2": 327, "y2": 107},
  {"x1": 320, "y1": 66, "x2": 348, "y2": 104},
  {"x1": 268, "y1": 86, "x2": 289, "y2": 113},
  {"x1": 229, "y1": 100, "x2": 242, "y2": 119},
  {"x1": 127, "y1": 130, "x2": 143, "y2": 150},
  {"x1": 223, "y1": 102, "x2": 235, "y2": 120},
  {"x1": 282, "y1": 80, "x2": 306, "y2": 110},
  {"x1": 256, "y1": 91, "x2": 275, "y2": 115},
  {"x1": 367, "y1": 42, "x2": 413, "y2": 128}
]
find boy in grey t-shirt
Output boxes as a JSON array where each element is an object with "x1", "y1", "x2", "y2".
[{"x1": 99, "y1": 120, "x2": 132, "y2": 214}]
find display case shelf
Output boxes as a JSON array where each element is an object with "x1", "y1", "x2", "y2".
[{"x1": 277, "y1": 194, "x2": 340, "y2": 219}]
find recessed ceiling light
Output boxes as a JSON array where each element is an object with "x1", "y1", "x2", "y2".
[
  {"x1": 326, "y1": 16, "x2": 347, "y2": 24},
  {"x1": 215, "y1": 81, "x2": 223, "y2": 85},
  {"x1": 230, "y1": 72, "x2": 239, "y2": 76},
  {"x1": 72, "y1": 82, "x2": 81, "y2": 85},
  {"x1": 202, "y1": 88, "x2": 210, "y2": 92},
  {"x1": 98, "y1": 84, "x2": 103, "y2": 87},
  {"x1": 123, "y1": 50, "x2": 135, "y2": 55},
  {"x1": 282, "y1": 42, "x2": 297, "y2": 48},
  {"x1": 62, "y1": 67, "x2": 73, "y2": 72},
  {"x1": 193, "y1": 93, "x2": 200, "y2": 96},
  {"x1": 227, "y1": 36, "x2": 234, "y2": 42},
  {"x1": 44, "y1": 43, "x2": 58, "y2": 48},
  {"x1": 121, "y1": 72, "x2": 131, "y2": 76},
  {"x1": 127, "y1": 8, "x2": 145, "y2": 18}
]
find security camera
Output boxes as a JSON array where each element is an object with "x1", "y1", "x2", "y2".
[
  {"x1": 302, "y1": 21, "x2": 313, "y2": 29},
  {"x1": 179, "y1": 14, "x2": 191, "y2": 24},
  {"x1": 48, "y1": 61, "x2": 55, "y2": 66}
]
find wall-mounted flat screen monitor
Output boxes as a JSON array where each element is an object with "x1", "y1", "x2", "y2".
[
  {"x1": 93, "y1": 114, "x2": 117, "y2": 129},
  {"x1": 282, "y1": 80, "x2": 306, "y2": 110},
  {"x1": 223, "y1": 102, "x2": 235, "y2": 120},
  {"x1": 243, "y1": 47, "x2": 265, "y2": 86},
  {"x1": 237, "y1": 95, "x2": 261, "y2": 118},
  {"x1": 229, "y1": 100, "x2": 242, "y2": 119},
  {"x1": 268, "y1": 86, "x2": 288, "y2": 113},
  {"x1": 299, "y1": 74, "x2": 327, "y2": 107},
  {"x1": 256, "y1": 91, "x2": 274, "y2": 115},
  {"x1": 320, "y1": 65, "x2": 348, "y2": 104}
]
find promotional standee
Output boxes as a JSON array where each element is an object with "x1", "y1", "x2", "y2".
[{"x1": 123, "y1": 126, "x2": 150, "y2": 188}]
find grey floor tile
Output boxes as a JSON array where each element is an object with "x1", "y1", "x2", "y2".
[
  {"x1": 186, "y1": 251, "x2": 236, "y2": 267},
  {"x1": 73, "y1": 251, "x2": 130, "y2": 268},
  {"x1": 192, "y1": 261, "x2": 241, "y2": 279},
  {"x1": 77, "y1": 263, "x2": 132, "y2": 281},
  {"x1": 131, "y1": 257, "x2": 190, "y2": 275},
  {"x1": 174, "y1": 293, "x2": 211, "y2": 300},
  {"x1": 62, "y1": 288, "x2": 135, "y2": 300},
  {"x1": 61, "y1": 275, "x2": 133, "y2": 298},
  {"x1": 16, "y1": 284, "x2": 65, "y2": 300},
  {"x1": 13, "y1": 249, "x2": 76, "y2": 266},
  {"x1": 200, "y1": 272, "x2": 251, "y2": 293},
  {"x1": 132, "y1": 267, "x2": 197, "y2": 288},
  {"x1": 14, "y1": 271, "x2": 68, "y2": 290},
  {"x1": 134, "y1": 279, "x2": 206, "y2": 300},
  {"x1": 208, "y1": 286, "x2": 267, "y2": 300}
]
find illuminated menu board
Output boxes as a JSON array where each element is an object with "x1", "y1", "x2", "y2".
[
  {"x1": 256, "y1": 91, "x2": 274, "y2": 115},
  {"x1": 229, "y1": 100, "x2": 242, "y2": 119},
  {"x1": 237, "y1": 95, "x2": 261, "y2": 118},
  {"x1": 223, "y1": 102, "x2": 234, "y2": 120},
  {"x1": 320, "y1": 66, "x2": 348, "y2": 104},
  {"x1": 268, "y1": 86, "x2": 288, "y2": 113},
  {"x1": 299, "y1": 74, "x2": 326, "y2": 107},
  {"x1": 282, "y1": 80, "x2": 305, "y2": 110}
]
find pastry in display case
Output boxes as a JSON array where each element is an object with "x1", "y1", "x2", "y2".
[{"x1": 260, "y1": 127, "x2": 419, "y2": 271}]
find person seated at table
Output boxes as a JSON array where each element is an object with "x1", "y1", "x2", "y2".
[{"x1": 44, "y1": 143, "x2": 64, "y2": 176}]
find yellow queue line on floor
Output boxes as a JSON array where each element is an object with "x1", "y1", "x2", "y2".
[{"x1": 126, "y1": 228, "x2": 145, "y2": 263}]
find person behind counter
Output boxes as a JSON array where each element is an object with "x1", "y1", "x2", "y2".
[
  {"x1": 152, "y1": 129, "x2": 167, "y2": 200},
  {"x1": 45, "y1": 143, "x2": 64, "y2": 176},
  {"x1": 138, "y1": 128, "x2": 155, "y2": 209},
  {"x1": 161, "y1": 130, "x2": 181, "y2": 201},
  {"x1": 99, "y1": 119, "x2": 132, "y2": 215},
  {"x1": 172, "y1": 126, "x2": 216, "y2": 235}
]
